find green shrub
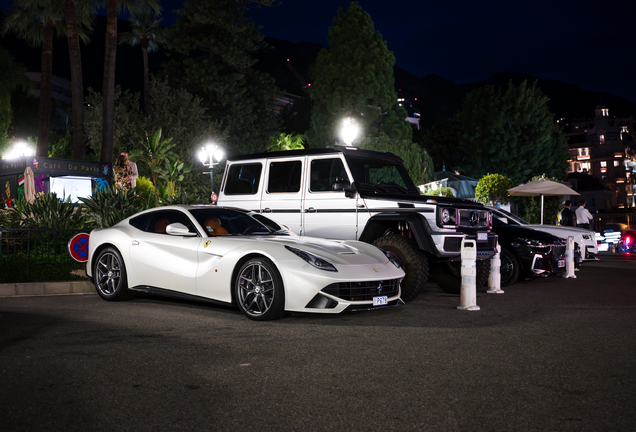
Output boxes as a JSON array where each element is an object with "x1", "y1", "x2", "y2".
[
  {"x1": 81, "y1": 185, "x2": 147, "y2": 228},
  {"x1": 475, "y1": 173, "x2": 514, "y2": 206},
  {"x1": 0, "y1": 253, "x2": 84, "y2": 283},
  {"x1": 8, "y1": 193, "x2": 88, "y2": 229}
]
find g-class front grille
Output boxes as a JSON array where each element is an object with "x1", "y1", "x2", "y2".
[
  {"x1": 458, "y1": 209, "x2": 490, "y2": 228},
  {"x1": 322, "y1": 279, "x2": 400, "y2": 301}
]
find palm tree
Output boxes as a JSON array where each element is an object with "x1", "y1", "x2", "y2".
[
  {"x1": 129, "y1": 128, "x2": 175, "y2": 205},
  {"x1": 2, "y1": 0, "x2": 65, "y2": 157},
  {"x1": 65, "y1": 0, "x2": 94, "y2": 160},
  {"x1": 118, "y1": 11, "x2": 164, "y2": 110},
  {"x1": 3, "y1": 0, "x2": 93, "y2": 158},
  {"x1": 100, "y1": 0, "x2": 160, "y2": 166},
  {"x1": 0, "y1": 47, "x2": 32, "y2": 150}
]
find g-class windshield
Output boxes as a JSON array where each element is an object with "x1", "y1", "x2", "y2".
[{"x1": 345, "y1": 155, "x2": 420, "y2": 195}]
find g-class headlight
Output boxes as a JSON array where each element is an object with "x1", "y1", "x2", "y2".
[
  {"x1": 440, "y1": 207, "x2": 457, "y2": 227},
  {"x1": 285, "y1": 246, "x2": 337, "y2": 272}
]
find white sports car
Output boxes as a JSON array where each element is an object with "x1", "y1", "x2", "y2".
[{"x1": 86, "y1": 205, "x2": 404, "y2": 320}]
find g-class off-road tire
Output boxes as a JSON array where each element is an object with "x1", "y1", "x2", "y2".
[
  {"x1": 372, "y1": 234, "x2": 428, "y2": 302},
  {"x1": 433, "y1": 259, "x2": 491, "y2": 295}
]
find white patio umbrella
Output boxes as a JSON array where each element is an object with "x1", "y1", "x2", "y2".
[
  {"x1": 508, "y1": 177, "x2": 579, "y2": 224},
  {"x1": 24, "y1": 166, "x2": 35, "y2": 204}
]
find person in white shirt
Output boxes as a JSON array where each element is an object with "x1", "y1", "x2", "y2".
[{"x1": 575, "y1": 199, "x2": 593, "y2": 230}]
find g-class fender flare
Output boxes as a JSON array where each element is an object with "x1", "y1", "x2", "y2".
[{"x1": 358, "y1": 212, "x2": 439, "y2": 255}]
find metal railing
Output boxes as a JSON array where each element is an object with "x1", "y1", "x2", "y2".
[{"x1": 0, "y1": 227, "x2": 90, "y2": 262}]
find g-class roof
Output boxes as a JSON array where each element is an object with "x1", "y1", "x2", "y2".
[{"x1": 227, "y1": 145, "x2": 405, "y2": 164}]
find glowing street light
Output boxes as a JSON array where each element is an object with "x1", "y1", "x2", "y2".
[
  {"x1": 198, "y1": 143, "x2": 225, "y2": 202},
  {"x1": 2, "y1": 141, "x2": 34, "y2": 160},
  {"x1": 341, "y1": 117, "x2": 359, "y2": 146}
]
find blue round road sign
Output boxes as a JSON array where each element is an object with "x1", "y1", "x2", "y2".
[{"x1": 68, "y1": 233, "x2": 90, "y2": 263}]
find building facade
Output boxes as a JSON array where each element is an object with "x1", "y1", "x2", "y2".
[{"x1": 566, "y1": 105, "x2": 636, "y2": 209}]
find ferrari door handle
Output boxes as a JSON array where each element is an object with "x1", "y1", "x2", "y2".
[
  {"x1": 306, "y1": 207, "x2": 316, "y2": 213},
  {"x1": 262, "y1": 208, "x2": 272, "y2": 213},
  {"x1": 132, "y1": 240, "x2": 139, "y2": 246}
]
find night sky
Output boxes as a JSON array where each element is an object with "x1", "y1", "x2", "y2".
[{"x1": 3, "y1": 0, "x2": 635, "y2": 103}]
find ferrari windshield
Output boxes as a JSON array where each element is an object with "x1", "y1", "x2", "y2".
[
  {"x1": 345, "y1": 155, "x2": 419, "y2": 195},
  {"x1": 189, "y1": 208, "x2": 289, "y2": 237}
]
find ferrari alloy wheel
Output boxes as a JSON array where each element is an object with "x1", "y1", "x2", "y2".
[
  {"x1": 235, "y1": 258, "x2": 285, "y2": 321},
  {"x1": 94, "y1": 247, "x2": 129, "y2": 301},
  {"x1": 500, "y1": 248, "x2": 520, "y2": 287}
]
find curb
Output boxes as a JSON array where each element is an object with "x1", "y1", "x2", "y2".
[{"x1": 0, "y1": 280, "x2": 94, "y2": 297}]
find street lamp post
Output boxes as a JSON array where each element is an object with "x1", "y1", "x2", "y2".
[
  {"x1": 2, "y1": 141, "x2": 34, "y2": 160},
  {"x1": 198, "y1": 143, "x2": 225, "y2": 203},
  {"x1": 341, "y1": 117, "x2": 359, "y2": 146}
]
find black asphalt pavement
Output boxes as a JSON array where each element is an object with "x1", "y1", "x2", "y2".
[{"x1": 1, "y1": 253, "x2": 635, "y2": 431}]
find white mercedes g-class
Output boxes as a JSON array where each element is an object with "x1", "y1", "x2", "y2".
[{"x1": 218, "y1": 145, "x2": 496, "y2": 300}]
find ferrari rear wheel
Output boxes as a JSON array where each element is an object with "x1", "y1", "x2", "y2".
[
  {"x1": 235, "y1": 258, "x2": 285, "y2": 321},
  {"x1": 94, "y1": 247, "x2": 130, "y2": 301}
]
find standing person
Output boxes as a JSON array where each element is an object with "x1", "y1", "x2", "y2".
[
  {"x1": 122, "y1": 152, "x2": 138, "y2": 188},
  {"x1": 113, "y1": 154, "x2": 132, "y2": 191},
  {"x1": 559, "y1": 200, "x2": 574, "y2": 226},
  {"x1": 575, "y1": 199, "x2": 593, "y2": 230}
]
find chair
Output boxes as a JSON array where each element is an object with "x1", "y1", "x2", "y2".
[
  {"x1": 153, "y1": 218, "x2": 170, "y2": 234},
  {"x1": 204, "y1": 216, "x2": 229, "y2": 236}
]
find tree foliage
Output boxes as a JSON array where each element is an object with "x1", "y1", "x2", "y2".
[
  {"x1": 85, "y1": 79, "x2": 227, "y2": 201},
  {"x1": 475, "y1": 173, "x2": 514, "y2": 206},
  {"x1": 307, "y1": 2, "x2": 411, "y2": 147},
  {"x1": 266, "y1": 133, "x2": 305, "y2": 152},
  {"x1": 357, "y1": 136, "x2": 434, "y2": 186},
  {"x1": 161, "y1": 0, "x2": 278, "y2": 155},
  {"x1": 423, "y1": 80, "x2": 569, "y2": 184}
]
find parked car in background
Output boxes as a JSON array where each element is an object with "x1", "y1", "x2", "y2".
[
  {"x1": 621, "y1": 229, "x2": 636, "y2": 252},
  {"x1": 488, "y1": 207, "x2": 597, "y2": 262},
  {"x1": 491, "y1": 217, "x2": 567, "y2": 287},
  {"x1": 86, "y1": 205, "x2": 405, "y2": 321}
]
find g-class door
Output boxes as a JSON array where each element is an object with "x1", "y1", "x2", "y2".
[
  {"x1": 260, "y1": 158, "x2": 305, "y2": 235},
  {"x1": 302, "y1": 156, "x2": 359, "y2": 240}
]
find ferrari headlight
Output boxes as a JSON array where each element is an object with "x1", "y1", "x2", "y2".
[
  {"x1": 285, "y1": 246, "x2": 337, "y2": 272},
  {"x1": 378, "y1": 248, "x2": 402, "y2": 268}
]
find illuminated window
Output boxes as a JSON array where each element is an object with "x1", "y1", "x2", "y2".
[
  {"x1": 581, "y1": 162, "x2": 591, "y2": 172},
  {"x1": 614, "y1": 160, "x2": 620, "y2": 167},
  {"x1": 600, "y1": 161, "x2": 607, "y2": 167},
  {"x1": 600, "y1": 134, "x2": 605, "y2": 144},
  {"x1": 601, "y1": 109, "x2": 609, "y2": 116},
  {"x1": 577, "y1": 148, "x2": 589, "y2": 156}
]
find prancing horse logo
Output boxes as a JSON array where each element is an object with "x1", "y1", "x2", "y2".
[{"x1": 377, "y1": 282, "x2": 383, "y2": 293}]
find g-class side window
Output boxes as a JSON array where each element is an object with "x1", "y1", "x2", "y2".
[
  {"x1": 224, "y1": 163, "x2": 262, "y2": 195},
  {"x1": 267, "y1": 160, "x2": 302, "y2": 193},
  {"x1": 310, "y1": 158, "x2": 349, "y2": 192}
]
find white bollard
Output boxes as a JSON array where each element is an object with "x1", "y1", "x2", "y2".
[
  {"x1": 563, "y1": 236, "x2": 576, "y2": 278},
  {"x1": 487, "y1": 243, "x2": 504, "y2": 294},
  {"x1": 457, "y1": 239, "x2": 480, "y2": 311}
]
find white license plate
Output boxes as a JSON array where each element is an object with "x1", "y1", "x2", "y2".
[
  {"x1": 477, "y1": 232, "x2": 488, "y2": 241},
  {"x1": 558, "y1": 259, "x2": 565, "y2": 267},
  {"x1": 373, "y1": 296, "x2": 388, "y2": 306}
]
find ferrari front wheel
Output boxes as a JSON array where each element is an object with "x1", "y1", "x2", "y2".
[
  {"x1": 235, "y1": 258, "x2": 285, "y2": 321},
  {"x1": 94, "y1": 247, "x2": 130, "y2": 301}
]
